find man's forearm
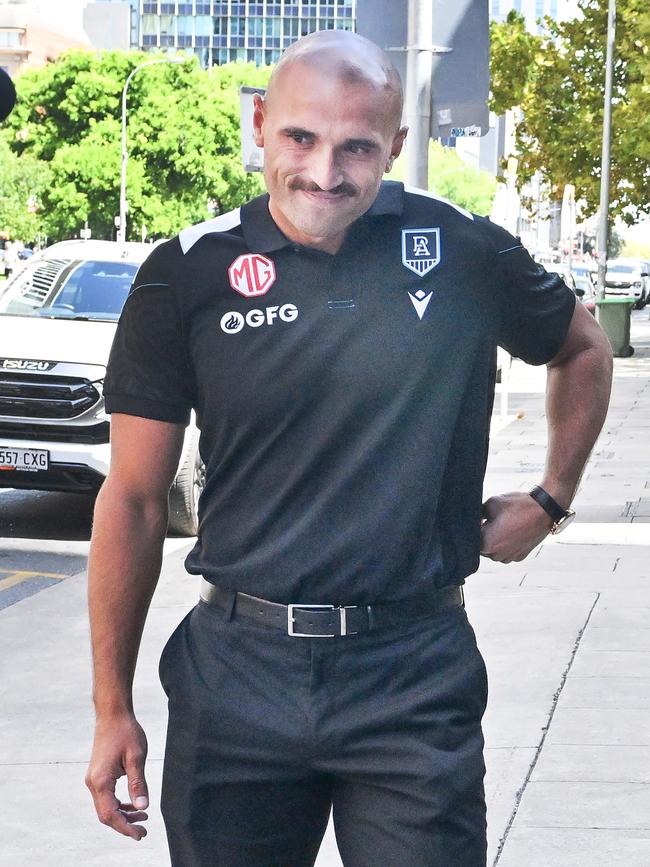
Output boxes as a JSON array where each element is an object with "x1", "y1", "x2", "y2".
[
  {"x1": 88, "y1": 476, "x2": 168, "y2": 717},
  {"x1": 543, "y1": 337, "x2": 613, "y2": 508}
]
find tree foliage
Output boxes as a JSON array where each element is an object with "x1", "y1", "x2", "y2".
[
  {"x1": 0, "y1": 139, "x2": 50, "y2": 243},
  {"x1": 391, "y1": 141, "x2": 496, "y2": 216},
  {"x1": 489, "y1": 1, "x2": 650, "y2": 225},
  {"x1": 1, "y1": 51, "x2": 270, "y2": 241}
]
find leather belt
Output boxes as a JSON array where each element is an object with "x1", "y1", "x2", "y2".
[{"x1": 199, "y1": 578, "x2": 464, "y2": 638}]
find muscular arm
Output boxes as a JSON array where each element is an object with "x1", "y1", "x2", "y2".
[
  {"x1": 85, "y1": 413, "x2": 185, "y2": 840},
  {"x1": 481, "y1": 302, "x2": 613, "y2": 563}
]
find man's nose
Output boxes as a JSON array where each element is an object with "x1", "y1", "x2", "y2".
[{"x1": 308, "y1": 147, "x2": 344, "y2": 192}]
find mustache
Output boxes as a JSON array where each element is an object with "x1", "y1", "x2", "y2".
[{"x1": 288, "y1": 178, "x2": 358, "y2": 197}]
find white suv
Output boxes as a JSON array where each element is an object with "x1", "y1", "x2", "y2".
[
  {"x1": 605, "y1": 258, "x2": 650, "y2": 309},
  {"x1": 0, "y1": 239, "x2": 203, "y2": 535}
]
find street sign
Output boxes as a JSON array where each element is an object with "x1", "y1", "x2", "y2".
[{"x1": 356, "y1": 0, "x2": 490, "y2": 139}]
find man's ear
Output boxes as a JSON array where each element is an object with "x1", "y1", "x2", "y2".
[
  {"x1": 253, "y1": 93, "x2": 266, "y2": 148},
  {"x1": 385, "y1": 126, "x2": 408, "y2": 173}
]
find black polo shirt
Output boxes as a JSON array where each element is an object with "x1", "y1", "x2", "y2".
[{"x1": 104, "y1": 181, "x2": 575, "y2": 604}]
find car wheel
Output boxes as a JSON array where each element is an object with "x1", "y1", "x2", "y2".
[{"x1": 168, "y1": 429, "x2": 205, "y2": 536}]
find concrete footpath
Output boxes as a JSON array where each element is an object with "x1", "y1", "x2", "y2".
[{"x1": 0, "y1": 310, "x2": 649, "y2": 866}]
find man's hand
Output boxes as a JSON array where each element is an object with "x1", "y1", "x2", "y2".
[
  {"x1": 480, "y1": 491, "x2": 554, "y2": 563},
  {"x1": 86, "y1": 713, "x2": 150, "y2": 841}
]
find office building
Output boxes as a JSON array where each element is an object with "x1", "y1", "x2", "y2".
[
  {"x1": 0, "y1": 1, "x2": 91, "y2": 78},
  {"x1": 83, "y1": 1, "x2": 140, "y2": 51},
  {"x1": 138, "y1": 0, "x2": 355, "y2": 68}
]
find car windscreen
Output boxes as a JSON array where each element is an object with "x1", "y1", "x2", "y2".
[
  {"x1": 0, "y1": 258, "x2": 138, "y2": 320},
  {"x1": 608, "y1": 264, "x2": 636, "y2": 274}
]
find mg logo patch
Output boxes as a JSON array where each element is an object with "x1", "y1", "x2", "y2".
[
  {"x1": 402, "y1": 228, "x2": 441, "y2": 277},
  {"x1": 228, "y1": 253, "x2": 276, "y2": 297}
]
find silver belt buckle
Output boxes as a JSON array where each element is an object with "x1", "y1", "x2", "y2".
[{"x1": 287, "y1": 604, "x2": 358, "y2": 637}]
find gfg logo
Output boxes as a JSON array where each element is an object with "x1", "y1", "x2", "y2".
[{"x1": 220, "y1": 304, "x2": 299, "y2": 334}]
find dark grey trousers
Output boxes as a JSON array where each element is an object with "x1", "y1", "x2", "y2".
[{"x1": 159, "y1": 596, "x2": 488, "y2": 867}]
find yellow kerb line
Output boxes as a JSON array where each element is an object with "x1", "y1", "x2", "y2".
[{"x1": 0, "y1": 569, "x2": 68, "y2": 591}]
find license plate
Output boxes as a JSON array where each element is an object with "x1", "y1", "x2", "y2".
[{"x1": 0, "y1": 448, "x2": 49, "y2": 472}]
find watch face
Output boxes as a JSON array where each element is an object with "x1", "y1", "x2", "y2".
[{"x1": 552, "y1": 510, "x2": 576, "y2": 534}]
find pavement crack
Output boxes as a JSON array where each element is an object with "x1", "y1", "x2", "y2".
[{"x1": 492, "y1": 591, "x2": 602, "y2": 867}]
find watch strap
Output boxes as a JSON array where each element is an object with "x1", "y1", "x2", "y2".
[{"x1": 529, "y1": 485, "x2": 569, "y2": 523}]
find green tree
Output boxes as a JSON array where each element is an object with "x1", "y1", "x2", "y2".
[
  {"x1": 0, "y1": 138, "x2": 50, "y2": 243},
  {"x1": 3, "y1": 51, "x2": 270, "y2": 241},
  {"x1": 391, "y1": 141, "x2": 496, "y2": 216},
  {"x1": 489, "y1": 2, "x2": 650, "y2": 225}
]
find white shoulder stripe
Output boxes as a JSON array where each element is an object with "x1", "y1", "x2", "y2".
[
  {"x1": 178, "y1": 208, "x2": 242, "y2": 254},
  {"x1": 403, "y1": 185, "x2": 474, "y2": 221}
]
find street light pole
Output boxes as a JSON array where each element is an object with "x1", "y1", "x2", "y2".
[
  {"x1": 118, "y1": 58, "x2": 184, "y2": 244},
  {"x1": 596, "y1": 0, "x2": 616, "y2": 302}
]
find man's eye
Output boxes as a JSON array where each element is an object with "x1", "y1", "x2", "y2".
[
  {"x1": 289, "y1": 133, "x2": 309, "y2": 144},
  {"x1": 347, "y1": 144, "x2": 370, "y2": 155}
]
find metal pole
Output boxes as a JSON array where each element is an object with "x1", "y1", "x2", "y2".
[
  {"x1": 596, "y1": 0, "x2": 616, "y2": 302},
  {"x1": 118, "y1": 58, "x2": 184, "y2": 244},
  {"x1": 404, "y1": 0, "x2": 434, "y2": 189}
]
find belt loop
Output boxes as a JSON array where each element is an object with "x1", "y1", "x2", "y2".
[
  {"x1": 222, "y1": 589, "x2": 237, "y2": 622},
  {"x1": 366, "y1": 604, "x2": 375, "y2": 631}
]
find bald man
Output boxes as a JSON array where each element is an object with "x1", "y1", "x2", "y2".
[{"x1": 86, "y1": 29, "x2": 612, "y2": 867}]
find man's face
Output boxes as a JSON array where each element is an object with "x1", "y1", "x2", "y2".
[{"x1": 253, "y1": 64, "x2": 406, "y2": 253}]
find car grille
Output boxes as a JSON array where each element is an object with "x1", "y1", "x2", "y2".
[
  {"x1": 0, "y1": 420, "x2": 109, "y2": 444},
  {"x1": 0, "y1": 373, "x2": 101, "y2": 419}
]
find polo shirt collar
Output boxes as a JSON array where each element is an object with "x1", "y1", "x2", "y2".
[{"x1": 241, "y1": 180, "x2": 405, "y2": 253}]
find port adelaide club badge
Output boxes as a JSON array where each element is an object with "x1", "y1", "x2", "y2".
[{"x1": 401, "y1": 228, "x2": 441, "y2": 277}]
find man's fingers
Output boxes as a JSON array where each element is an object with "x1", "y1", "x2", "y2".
[
  {"x1": 126, "y1": 753, "x2": 149, "y2": 811},
  {"x1": 481, "y1": 496, "x2": 500, "y2": 520}
]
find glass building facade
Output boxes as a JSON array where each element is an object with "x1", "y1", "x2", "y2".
[{"x1": 138, "y1": 0, "x2": 355, "y2": 67}]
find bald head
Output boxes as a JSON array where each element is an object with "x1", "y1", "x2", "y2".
[{"x1": 267, "y1": 30, "x2": 404, "y2": 133}]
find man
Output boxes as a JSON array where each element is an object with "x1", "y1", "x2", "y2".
[{"x1": 85, "y1": 29, "x2": 612, "y2": 867}]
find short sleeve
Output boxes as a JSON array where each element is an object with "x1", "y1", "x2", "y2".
[
  {"x1": 484, "y1": 222, "x2": 576, "y2": 365},
  {"x1": 103, "y1": 246, "x2": 195, "y2": 424}
]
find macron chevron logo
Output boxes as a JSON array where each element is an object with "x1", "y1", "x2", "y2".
[{"x1": 408, "y1": 289, "x2": 433, "y2": 320}]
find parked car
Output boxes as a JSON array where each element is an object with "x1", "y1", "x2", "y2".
[
  {"x1": 604, "y1": 258, "x2": 649, "y2": 309},
  {"x1": 0, "y1": 239, "x2": 203, "y2": 535}
]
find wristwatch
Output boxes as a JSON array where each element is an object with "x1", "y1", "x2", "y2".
[{"x1": 529, "y1": 485, "x2": 576, "y2": 534}]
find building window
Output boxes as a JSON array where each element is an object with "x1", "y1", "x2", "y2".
[
  {"x1": 300, "y1": 17, "x2": 318, "y2": 36},
  {"x1": 265, "y1": 17, "x2": 281, "y2": 38},
  {"x1": 247, "y1": 16, "x2": 263, "y2": 37},
  {"x1": 266, "y1": 3, "x2": 281, "y2": 14},
  {"x1": 284, "y1": 4, "x2": 299, "y2": 14},
  {"x1": 195, "y1": 35, "x2": 210, "y2": 46},
  {"x1": 177, "y1": 34, "x2": 192, "y2": 46},
  {"x1": 178, "y1": 2, "x2": 193, "y2": 12},
  {"x1": 195, "y1": 2, "x2": 211, "y2": 13},
  {"x1": 160, "y1": 2, "x2": 176, "y2": 12},
  {"x1": 213, "y1": 16, "x2": 228, "y2": 35},
  {"x1": 283, "y1": 17, "x2": 299, "y2": 37},
  {"x1": 335, "y1": 17, "x2": 352, "y2": 29},
  {"x1": 213, "y1": 3, "x2": 228, "y2": 13},
  {"x1": 142, "y1": 34, "x2": 158, "y2": 46},
  {"x1": 231, "y1": 3, "x2": 246, "y2": 14},
  {"x1": 177, "y1": 15, "x2": 193, "y2": 35},
  {"x1": 0, "y1": 30, "x2": 21, "y2": 48},
  {"x1": 142, "y1": 2, "x2": 158, "y2": 13},
  {"x1": 231, "y1": 17, "x2": 245, "y2": 35},
  {"x1": 195, "y1": 15, "x2": 212, "y2": 36}
]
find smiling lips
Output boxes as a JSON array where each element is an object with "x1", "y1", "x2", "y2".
[{"x1": 300, "y1": 189, "x2": 350, "y2": 205}]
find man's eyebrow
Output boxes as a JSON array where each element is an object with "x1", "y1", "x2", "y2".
[{"x1": 281, "y1": 126, "x2": 314, "y2": 138}]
